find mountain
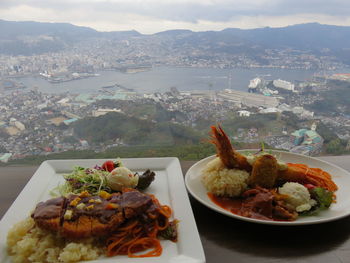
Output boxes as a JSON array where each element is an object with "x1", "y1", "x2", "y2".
[
  {"x1": 157, "y1": 23, "x2": 350, "y2": 64},
  {"x1": 1, "y1": 20, "x2": 350, "y2": 64},
  {"x1": 0, "y1": 20, "x2": 94, "y2": 55},
  {"x1": 154, "y1": 29, "x2": 193, "y2": 36},
  {"x1": 0, "y1": 20, "x2": 98, "y2": 39},
  {"x1": 222, "y1": 23, "x2": 350, "y2": 51},
  {"x1": 0, "y1": 20, "x2": 139, "y2": 55},
  {"x1": 102, "y1": 30, "x2": 141, "y2": 39}
]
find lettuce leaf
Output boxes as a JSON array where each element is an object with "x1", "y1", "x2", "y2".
[
  {"x1": 301, "y1": 187, "x2": 334, "y2": 216},
  {"x1": 311, "y1": 187, "x2": 333, "y2": 209}
]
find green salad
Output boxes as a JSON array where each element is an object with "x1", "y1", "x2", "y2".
[
  {"x1": 55, "y1": 166, "x2": 112, "y2": 196},
  {"x1": 51, "y1": 159, "x2": 155, "y2": 196}
]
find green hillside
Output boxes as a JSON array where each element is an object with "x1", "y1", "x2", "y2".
[{"x1": 72, "y1": 112, "x2": 203, "y2": 146}]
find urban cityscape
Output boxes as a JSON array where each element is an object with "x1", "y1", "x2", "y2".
[
  {"x1": 0, "y1": 21, "x2": 350, "y2": 163},
  {"x1": 1, "y1": 69, "x2": 350, "y2": 163}
]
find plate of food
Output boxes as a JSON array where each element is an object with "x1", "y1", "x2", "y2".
[
  {"x1": 0, "y1": 157, "x2": 205, "y2": 263},
  {"x1": 185, "y1": 125, "x2": 350, "y2": 225}
]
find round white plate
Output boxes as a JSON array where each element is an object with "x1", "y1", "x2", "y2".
[{"x1": 185, "y1": 150, "x2": 350, "y2": 225}]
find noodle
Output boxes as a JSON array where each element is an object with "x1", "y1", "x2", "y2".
[{"x1": 106, "y1": 195, "x2": 173, "y2": 258}]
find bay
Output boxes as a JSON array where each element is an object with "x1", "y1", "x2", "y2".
[{"x1": 9, "y1": 66, "x2": 345, "y2": 94}]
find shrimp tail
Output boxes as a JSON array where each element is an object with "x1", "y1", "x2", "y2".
[{"x1": 210, "y1": 125, "x2": 251, "y2": 171}]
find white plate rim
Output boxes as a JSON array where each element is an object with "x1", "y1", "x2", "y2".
[
  {"x1": 0, "y1": 157, "x2": 206, "y2": 263},
  {"x1": 185, "y1": 150, "x2": 350, "y2": 226}
]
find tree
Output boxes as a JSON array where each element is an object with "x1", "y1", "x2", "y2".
[
  {"x1": 326, "y1": 139, "x2": 344, "y2": 155},
  {"x1": 0, "y1": 145, "x2": 7, "y2": 153}
]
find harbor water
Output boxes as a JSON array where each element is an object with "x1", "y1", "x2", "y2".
[{"x1": 4, "y1": 66, "x2": 344, "y2": 94}]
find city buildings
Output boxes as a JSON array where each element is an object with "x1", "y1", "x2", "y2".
[
  {"x1": 290, "y1": 128, "x2": 324, "y2": 155},
  {"x1": 273, "y1": 79, "x2": 295, "y2": 92},
  {"x1": 0, "y1": 63, "x2": 349, "y2": 161},
  {"x1": 218, "y1": 89, "x2": 279, "y2": 108}
]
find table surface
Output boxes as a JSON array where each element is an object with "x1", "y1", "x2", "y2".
[{"x1": 1, "y1": 155, "x2": 350, "y2": 263}]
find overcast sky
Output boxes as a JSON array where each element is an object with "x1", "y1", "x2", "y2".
[{"x1": 1, "y1": 0, "x2": 350, "y2": 34}]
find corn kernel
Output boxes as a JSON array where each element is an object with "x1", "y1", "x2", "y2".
[
  {"x1": 79, "y1": 191, "x2": 91, "y2": 198},
  {"x1": 99, "y1": 191, "x2": 111, "y2": 199},
  {"x1": 86, "y1": 204, "x2": 94, "y2": 210},
  {"x1": 94, "y1": 199, "x2": 102, "y2": 204},
  {"x1": 69, "y1": 197, "x2": 81, "y2": 207}
]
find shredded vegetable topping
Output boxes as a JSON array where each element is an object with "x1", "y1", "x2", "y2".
[{"x1": 56, "y1": 166, "x2": 112, "y2": 196}]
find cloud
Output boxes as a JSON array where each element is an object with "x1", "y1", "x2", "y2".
[{"x1": 0, "y1": 0, "x2": 350, "y2": 33}]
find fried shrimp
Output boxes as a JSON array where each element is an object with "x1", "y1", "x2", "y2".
[{"x1": 210, "y1": 125, "x2": 251, "y2": 172}]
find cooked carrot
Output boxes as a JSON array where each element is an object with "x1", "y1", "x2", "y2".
[{"x1": 284, "y1": 163, "x2": 338, "y2": 192}]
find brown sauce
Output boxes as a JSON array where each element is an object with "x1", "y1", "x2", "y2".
[
  {"x1": 66, "y1": 195, "x2": 121, "y2": 224},
  {"x1": 32, "y1": 197, "x2": 65, "y2": 219},
  {"x1": 207, "y1": 192, "x2": 293, "y2": 221}
]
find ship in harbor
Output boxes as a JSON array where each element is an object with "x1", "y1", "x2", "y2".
[
  {"x1": 248, "y1": 77, "x2": 263, "y2": 93},
  {"x1": 39, "y1": 72, "x2": 100, "y2": 83},
  {"x1": 247, "y1": 77, "x2": 295, "y2": 96}
]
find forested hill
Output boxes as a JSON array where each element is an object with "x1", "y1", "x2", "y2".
[{"x1": 72, "y1": 112, "x2": 203, "y2": 146}]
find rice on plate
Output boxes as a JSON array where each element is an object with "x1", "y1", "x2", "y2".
[
  {"x1": 7, "y1": 217, "x2": 103, "y2": 263},
  {"x1": 202, "y1": 157, "x2": 249, "y2": 197}
]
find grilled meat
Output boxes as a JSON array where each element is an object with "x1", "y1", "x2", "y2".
[
  {"x1": 241, "y1": 187, "x2": 298, "y2": 221},
  {"x1": 120, "y1": 191, "x2": 153, "y2": 218},
  {"x1": 31, "y1": 189, "x2": 157, "y2": 239},
  {"x1": 31, "y1": 196, "x2": 66, "y2": 232}
]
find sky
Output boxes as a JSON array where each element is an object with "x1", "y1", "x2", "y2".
[{"x1": 0, "y1": 0, "x2": 350, "y2": 34}]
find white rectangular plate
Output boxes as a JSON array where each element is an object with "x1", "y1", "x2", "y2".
[{"x1": 0, "y1": 158, "x2": 205, "y2": 263}]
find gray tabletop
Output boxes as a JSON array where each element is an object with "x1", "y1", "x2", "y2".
[{"x1": 1, "y1": 156, "x2": 350, "y2": 263}]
